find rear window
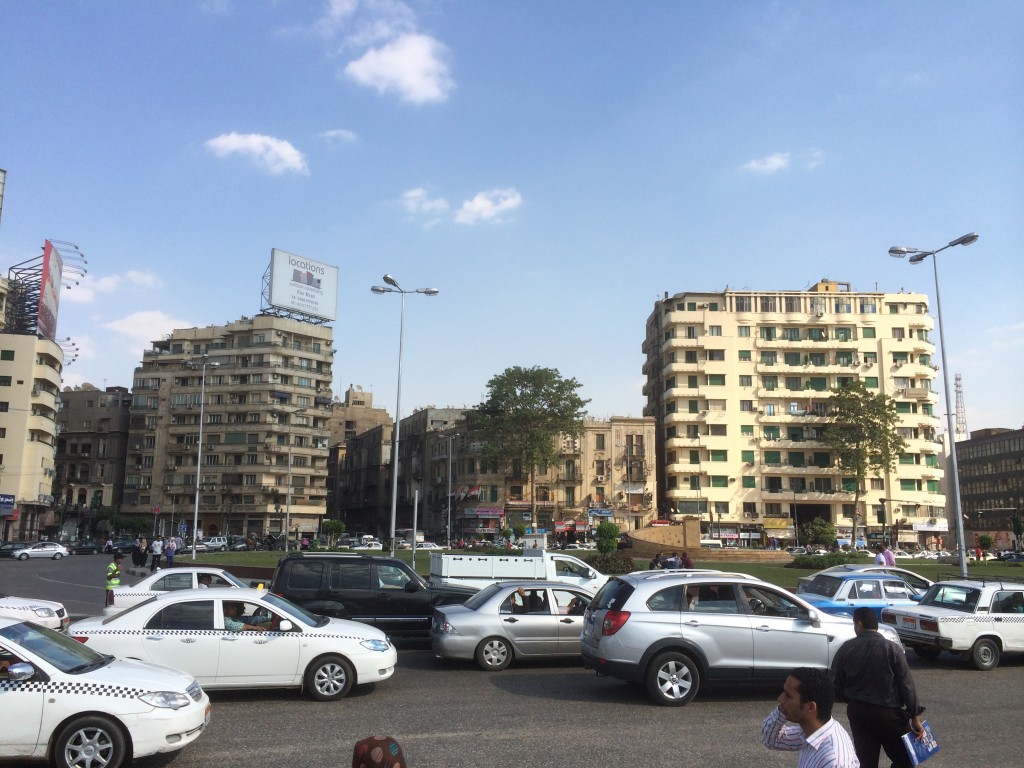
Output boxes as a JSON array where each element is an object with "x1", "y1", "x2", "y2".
[
  {"x1": 284, "y1": 560, "x2": 324, "y2": 590},
  {"x1": 805, "y1": 575, "x2": 843, "y2": 598},
  {"x1": 591, "y1": 578, "x2": 635, "y2": 611},
  {"x1": 919, "y1": 584, "x2": 981, "y2": 612},
  {"x1": 464, "y1": 584, "x2": 503, "y2": 610}
]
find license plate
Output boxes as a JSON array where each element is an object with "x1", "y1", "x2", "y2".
[{"x1": 900, "y1": 617, "x2": 916, "y2": 628}]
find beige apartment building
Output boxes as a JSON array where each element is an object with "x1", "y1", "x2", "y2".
[
  {"x1": 124, "y1": 314, "x2": 334, "y2": 541},
  {"x1": 643, "y1": 279, "x2": 947, "y2": 549}
]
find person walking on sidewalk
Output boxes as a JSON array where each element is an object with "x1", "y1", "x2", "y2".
[
  {"x1": 105, "y1": 553, "x2": 124, "y2": 608},
  {"x1": 164, "y1": 535, "x2": 177, "y2": 569},
  {"x1": 149, "y1": 536, "x2": 164, "y2": 572}
]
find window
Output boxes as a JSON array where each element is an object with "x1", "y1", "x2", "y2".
[
  {"x1": 760, "y1": 326, "x2": 777, "y2": 341},
  {"x1": 0, "y1": 350, "x2": 13, "y2": 361},
  {"x1": 760, "y1": 296, "x2": 777, "y2": 312},
  {"x1": 707, "y1": 350, "x2": 725, "y2": 361},
  {"x1": 735, "y1": 297, "x2": 752, "y2": 312},
  {"x1": 741, "y1": 450, "x2": 755, "y2": 463},
  {"x1": 710, "y1": 450, "x2": 727, "y2": 462},
  {"x1": 762, "y1": 375, "x2": 777, "y2": 390},
  {"x1": 689, "y1": 450, "x2": 700, "y2": 464},
  {"x1": 784, "y1": 352, "x2": 801, "y2": 367},
  {"x1": 685, "y1": 350, "x2": 698, "y2": 363},
  {"x1": 740, "y1": 399, "x2": 753, "y2": 411},
  {"x1": 711, "y1": 476, "x2": 728, "y2": 488},
  {"x1": 738, "y1": 326, "x2": 751, "y2": 337},
  {"x1": 596, "y1": 434, "x2": 605, "y2": 450},
  {"x1": 738, "y1": 350, "x2": 752, "y2": 362},
  {"x1": 739, "y1": 376, "x2": 753, "y2": 387},
  {"x1": 707, "y1": 374, "x2": 725, "y2": 386},
  {"x1": 784, "y1": 327, "x2": 801, "y2": 341},
  {"x1": 708, "y1": 325, "x2": 722, "y2": 337},
  {"x1": 764, "y1": 450, "x2": 781, "y2": 465},
  {"x1": 742, "y1": 476, "x2": 756, "y2": 488},
  {"x1": 741, "y1": 425, "x2": 754, "y2": 436},
  {"x1": 0, "y1": 377, "x2": 11, "y2": 387},
  {"x1": 785, "y1": 376, "x2": 802, "y2": 391},
  {"x1": 864, "y1": 377, "x2": 879, "y2": 388}
]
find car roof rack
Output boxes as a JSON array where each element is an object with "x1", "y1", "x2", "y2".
[
  {"x1": 629, "y1": 569, "x2": 760, "y2": 581},
  {"x1": 936, "y1": 572, "x2": 1024, "y2": 587}
]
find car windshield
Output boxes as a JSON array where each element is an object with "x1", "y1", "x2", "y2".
[
  {"x1": 259, "y1": 592, "x2": 324, "y2": 627},
  {"x1": 1, "y1": 621, "x2": 111, "y2": 673},
  {"x1": 804, "y1": 575, "x2": 843, "y2": 598},
  {"x1": 463, "y1": 584, "x2": 504, "y2": 610},
  {"x1": 919, "y1": 584, "x2": 982, "y2": 612}
]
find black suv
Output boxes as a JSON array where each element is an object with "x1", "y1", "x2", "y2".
[{"x1": 270, "y1": 552, "x2": 477, "y2": 639}]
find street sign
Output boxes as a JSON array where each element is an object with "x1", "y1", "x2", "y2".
[
  {"x1": 178, "y1": 522, "x2": 187, "y2": 534},
  {"x1": 152, "y1": 503, "x2": 161, "y2": 516}
]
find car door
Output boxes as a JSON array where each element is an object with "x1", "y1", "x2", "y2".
[
  {"x1": 368, "y1": 562, "x2": 432, "y2": 634},
  {"x1": 992, "y1": 590, "x2": 1024, "y2": 651},
  {"x1": 741, "y1": 585, "x2": 832, "y2": 677},
  {"x1": 497, "y1": 588, "x2": 560, "y2": 656},
  {"x1": 215, "y1": 598, "x2": 300, "y2": 685},
  {"x1": 549, "y1": 556, "x2": 597, "y2": 589},
  {"x1": 139, "y1": 599, "x2": 221, "y2": 684},
  {"x1": 551, "y1": 588, "x2": 591, "y2": 655},
  {"x1": 881, "y1": 579, "x2": 917, "y2": 613},
  {"x1": 683, "y1": 582, "x2": 754, "y2": 675},
  {"x1": 324, "y1": 560, "x2": 374, "y2": 623},
  {"x1": 847, "y1": 579, "x2": 887, "y2": 618},
  {"x1": 0, "y1": 640, "x2": 44, "y2": 754}
]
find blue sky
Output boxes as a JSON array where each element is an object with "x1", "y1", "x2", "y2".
[{"x1": 1, "y1": 1, "x2": 1021, "y2": 431}]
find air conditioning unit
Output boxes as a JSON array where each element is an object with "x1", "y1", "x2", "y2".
[{"x1": 595, "y1": 475, "x2": 605, "y2": 482}]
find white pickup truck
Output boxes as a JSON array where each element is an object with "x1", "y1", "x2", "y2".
[{"x1": 429, "y1": 548, "x2": 608, "y2": 591}]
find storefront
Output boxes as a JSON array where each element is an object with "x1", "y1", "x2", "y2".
[{"x1": 459, "y1": 507, "x2": 504, "y2": 541}]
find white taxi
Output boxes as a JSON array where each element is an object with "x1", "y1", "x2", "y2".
[
  {"x1": 0, "y1": 591, "x2": 70, "y2": 632},
  {"x1": 0, "y1": 617, "x2": 210, "y2": 768},
  {"x1": 71, "y1": 588, "x2": 396, "y2": 701},
  {"x1": 102, "y1": 566, "x2": 251, "y2": 615}
]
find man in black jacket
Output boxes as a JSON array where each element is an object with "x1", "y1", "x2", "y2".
[{"x1": 833, "y1": 606, "x2": 925, "y2": 768}]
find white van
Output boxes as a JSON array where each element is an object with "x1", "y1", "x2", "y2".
[{"x1": 699, "y1": 539, "x2": 723, "y2": 549}]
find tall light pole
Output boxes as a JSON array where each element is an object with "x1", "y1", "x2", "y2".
[
  {"x1": 446, "y1": 432, "x2": 459, "y2": 548},
  {"x1": 188, "y1": 357, "x2": 218, "y2": 560},
  {"x1": 273, "y1": 406, "x2": 308, "y2": 553},
  {"x1": 371, "y1": 275, "x2": 439, "y2": 557},
  {"x1": 889, "y1": 232, "x2": 978, "y2": 577}
]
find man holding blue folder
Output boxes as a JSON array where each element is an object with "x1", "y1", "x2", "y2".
[{"x1": 833, "y1": 607, "x2": 926, "y2": 768}]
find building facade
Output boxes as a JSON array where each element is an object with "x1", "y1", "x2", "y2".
[
  {"x1": 124, "y1": 314, "x2": 334, "y2": 541},
  {"x1": 53, "y1": 385, "x2": 131, "y2": 540},
  {"x1": 325, "y1": 385, "x2": 393, "y2": 521},
  {"x1": 958, "y1": 427, "x2": 1024, "y2": 551},
  {"x1": 643, "y1": 280, "x2": 947, "y2": 549}
]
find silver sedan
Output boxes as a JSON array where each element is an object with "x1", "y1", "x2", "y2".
[
  {"x1": 431, "y1": 581, "x2": 593, "y2": 671},
  {"x1": 14, "y1": 542, "x2": 70, "y2": 560}
]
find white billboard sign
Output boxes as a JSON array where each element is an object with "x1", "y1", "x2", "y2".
[{"x1": 268, "y1": 248, "x2": 338, "y2": 321}]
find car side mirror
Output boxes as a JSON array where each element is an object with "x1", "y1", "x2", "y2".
[
  {"x1": 405, "y1": 581, "x2": 422, "y2": 593},
  {"x1": 8, "y1": 662, "x2": 35, "y2": 681},
  {"x1": 806, "y1": 608, "x2": 821, "y2": 627},
  {"x1": 911, "y1": 594, "x2": 922, "y2": 602},
  {"x1": 277, "y1": 620, "x2": 293, "y2": 632},
  {"x1": 588, "y1": 570, "x2": 596, "y2": 579}
]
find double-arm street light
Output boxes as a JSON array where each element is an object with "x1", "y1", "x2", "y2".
[
  {"x1": 371, "y1": 275, "x2": 439, "y2": 557},
  {"x1": 889, "y1": 232, "x2": 978, "y2": 577},
  {"x1": 188, "y1": 356, "x2": 219, "y2": 560}
]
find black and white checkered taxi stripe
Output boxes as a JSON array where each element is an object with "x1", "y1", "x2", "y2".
[
  {"x1": 84, "y1": 628, "x2": 382, "y2": 641},
  {"x1": 0, "y1": 679, "x2": 148, "y2": 697}
]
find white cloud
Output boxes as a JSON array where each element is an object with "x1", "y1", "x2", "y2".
[
  {"x1": 805, "y1": 148, "x2": 826, "y2": 169},
  {"x1": 315, "y1": 0, "x2": 417, "y2": 47},
  {"x1": 101, "y1": 311, "x2": 196, "y2": 349},
  {"x1": 200, "y1": 0, "x2": 232, "y2": 15},
  {"x1": 740, "y1": 152, "x2": 791, "y2": 175},
  {"x1": 401, "y1": 187, "x2": 449, "y2": 215},
  {"x1": 61, "y1": 270, "x2": 162, "y2": 303},
  {"x1": 344, "y1": 33, "x2": 453, "y2": 104},
  {"x1": 454, "y1": 188, "x2": 523, "y2": 224},
  {"x1": 204, "y1": 132, "x2": 309, "y2": 175},
  {"x1": 320, "y1": 128, "x2": 358, "y2": 144}
]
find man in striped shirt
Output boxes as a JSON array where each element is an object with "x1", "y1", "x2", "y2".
[{"x1": 761, "y1": 667, "x2": 860, "y2": 768}]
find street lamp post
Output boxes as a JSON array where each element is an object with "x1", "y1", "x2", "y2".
[
  {"x1": 446, "y1": 432, "x2": 459, "y2": 548},
  {"x1": 274, "y1": 406, "x2": 308, "y2": 553},
  {"x1": 372, "y1": 275, "x2": 439, "y2": 557},
  {"x1": 188, "y1": 357, "x2": 219, "y2": 560},
  {"x1": 890, "y1": 232, "x2": 978, "y2": 577}
]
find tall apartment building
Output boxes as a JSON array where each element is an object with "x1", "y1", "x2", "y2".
[
  {"x1": 54, "y1": 385, "x2": 132, "y2": 539},
  {"x1": 124, "y1": 314, "x2": 334, "y2": 541},
  {"x1": 958, "y1": 427, "x2": 1024, "y2": 551},
  {"x1": 325, "y1": 385, "x2": 392, "y2": 520},
  {"x1": 0, "y1": 276, "x2": 64, "y2": 541},
  {"x1": 643, "y1": 279, "x2": 947, "y2": 549}
]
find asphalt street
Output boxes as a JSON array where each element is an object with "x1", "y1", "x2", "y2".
[{"x1": 2, "y1": 555, "x2": 1020, "y2": 767}]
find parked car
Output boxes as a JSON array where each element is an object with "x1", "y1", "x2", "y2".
[
  {"x1": 796, "y1": 564, "x2": 934, "y2": 596},
  {"x1": 0, "y1": 591, "x2": 70, "y2": 632},
  {"x1": 580, "y1": 569, "x2": 903, "y2": 706},
  {"x1": 270, "y1": 552, "x2": 477, "y2": 639},
  {"x1": 1000, "y1": 553, "x2": 1024, "y2": 563},
  {"x1": 0, "y1": 617, "x2": 210, "y2": 767},
  {"x1": 13, "y1": 541, "x2": 70, "y2": 560},
  {"x1": 108, "y1": 538, "x2": 136, "y2": 554},
  {"x1": 432, "y1": 581, "x2": 594, "y2": 670},
  {"x1": 0, "y1": 541, "x2": 31, "y2": 559},
  {"x1": 201, "y1": 536, "x2": 229, "y2": 552},
  {"x1": 103, "y1": 567, "x2": 251, "y2": 615},
  {"x1": 352, "y1": 539, "x2": 383, "y2": 550},
  {"x1": 71, "y1": 588, "x2": 396, "y2": 701},
  {"x1": 67, "y1": 539, "x2": 101, "y2": 555},
  {"x1": 227, "y1": 535, "x2": 250, "y2": 551},
  {"x1": 798, "y1": 572, "x2": 920, "y2": 620},
  {"x1": 417, "y1": 542, "x2": 445, "y2": 550},
  {"x1": 882, "y1": 576, "x2": 1024, "y2": 670}
]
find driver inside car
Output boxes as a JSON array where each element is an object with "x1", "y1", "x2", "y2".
[{"x1": 223, "y1": 601, "x2": 272, "y2": 632}]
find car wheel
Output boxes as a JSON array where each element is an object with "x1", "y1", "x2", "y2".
[
  {"x1": 970, "y1": 637, "x2": 1000, "y2": 671},
  {"x1": 913, "y1": 646, "x2": 942, "y2": 661},
  {"x1": 475, "y1": 636, "x2": 513, "y2": 671},
  {"x1": 645, "y1": 651, "x2": 700, "y2": 706},
  {"x1": 54, "y1": 715, "x2": 127, "y2": 768},
  {"x1": 17, "y1": 552, "x2": 28, "y2": 560},
  {"x1": 220, "y1": 545, "x2": 227, "y2": 551},
  {"x1": 305, "y1": 654, "x2": 355, "y2": 701},
  {"x1": 53, "y1": 553, "x2": 64, "y2": 560}
]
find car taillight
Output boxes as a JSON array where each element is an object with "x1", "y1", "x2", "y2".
[
  {"x1": 601, "y1": 610, "x2": 630, "y2": 636},
  {"x1": 881, "y1": 611, "x2": 896, "y2": 625},
  {"x1": 920, "y1": 619, "x2": 939, "y2": 633}
]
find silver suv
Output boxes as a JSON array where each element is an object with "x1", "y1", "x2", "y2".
[{"x1": 580, "y1": 569, "x2": 901, "y2": 706}]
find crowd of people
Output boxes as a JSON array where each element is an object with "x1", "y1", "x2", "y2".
[{"x1": 648, "y1": 550, "x2": 694, "y2": 569}]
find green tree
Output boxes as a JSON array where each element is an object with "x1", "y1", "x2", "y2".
[
  {"x1": 512, "y1": 523, "x2": 527, "y2": 541},
  {"x1": 595, "y1": 521, "x2": 620, "y2": 555},
  {"x1": 321, "y1": 519, "x2": 346, "y2": 548},
  {"x1": 978, "y1": 534, "x2": 994, "y2": 551},
  {"x1": 822, "y1": 381, "x2": 905, "y2": 550},
  {"x1": 473, "y1": 366, "x2": 590, "y2": 529},
  {"x1": 800, "y1": 517, "x2": 837, "y2": 547}
]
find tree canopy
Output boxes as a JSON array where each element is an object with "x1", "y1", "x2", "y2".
[
  {"x1": 473, "y1": 366, "x2": 589, "y2": 526},
  {"x1": 822, "y1": 381, "x2": 906, "y2": 548}
]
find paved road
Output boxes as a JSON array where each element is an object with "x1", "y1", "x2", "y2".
[{"x1": 2, "y1": 555, "x2": 1021, "y2": 767}]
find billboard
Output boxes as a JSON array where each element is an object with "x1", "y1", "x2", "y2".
[
  {"x1": 38, "y1": 240, "x2": 63, "y2": 341},
  {"x1": 268, "y1": 248, "x2": 338, "y2": 321}
]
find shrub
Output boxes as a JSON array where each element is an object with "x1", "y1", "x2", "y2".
[
  {"x1": 580, "y1": 552, "x2": 638, "y2": 575},
  {"x1": 786, "y1": 552, "x2": 861, "y2": 570}
]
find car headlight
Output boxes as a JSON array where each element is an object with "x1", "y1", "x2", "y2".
[
  {"x1": 139, "y1": 691, "x2": 192, "y2": 710},
  {"x1": 360, "y1": 639, "x2": 392, "y2": 652},
  {"x1": 878, "y1": 625, "x2": 903, "y2": 647},
  {"x1": 32, "y1": 607, "x2": 57, "y2": 618}
]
